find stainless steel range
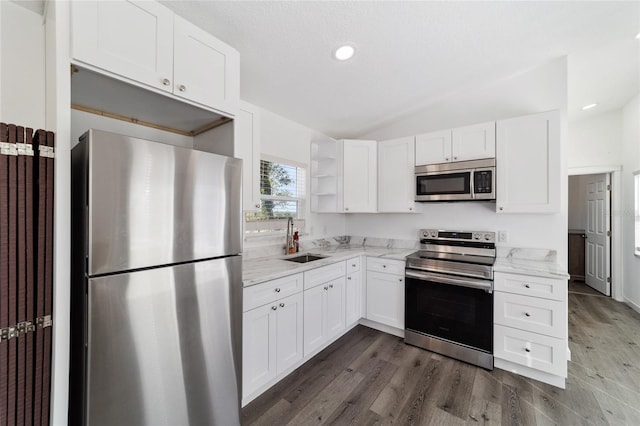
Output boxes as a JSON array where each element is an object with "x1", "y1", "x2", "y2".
[{"x1": 405, "y1": 229, "x2": 496, "y2": 370}]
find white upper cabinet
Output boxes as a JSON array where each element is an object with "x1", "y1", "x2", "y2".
[
  {"x1": 496, "y1": 110, "x2": 560, "y2": 213},
  {"x1": 173, "y1": 15, "x2": 239, "y2": 113},
  {"x1": 415, "y1": 130, "x2": 451, "y2": 165},
  {"x1": 72, "y1": 1, "x2": 174, "y2": 93},
  {"x1": 378, "y1": 136, "x2": 415, "y2": 213},
  {"x1": 415, "y1": 122, "x2": 495, "y2": 165},
  {"x1": 236, "y1": 101, "x2": 261, "y2": 212},
  {"x1": 343, "y1": 139, "x2": 377, "y2": 213},
  {"x1": 451, "y1": 121, "x2": 496, "y2": 162},
  {"x1": 71, "y1": 0, "x2": 239, "y2": 115}
]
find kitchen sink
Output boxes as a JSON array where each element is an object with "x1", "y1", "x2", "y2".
[{"x1": 284, "y1": 254, "x2": 327, "y2": 263}]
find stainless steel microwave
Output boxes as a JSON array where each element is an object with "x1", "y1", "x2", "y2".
[{"x1": 415, "y1": 158, "x2": 495, "y2": 202}]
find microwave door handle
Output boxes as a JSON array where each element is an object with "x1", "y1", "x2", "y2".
[{"x1": 470, "y1": 170, "x2": 475, "y2": 199}]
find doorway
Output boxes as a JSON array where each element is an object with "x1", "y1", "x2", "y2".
[{"x1": 568, "y1": 173, "x2": 611, "y2": 296}]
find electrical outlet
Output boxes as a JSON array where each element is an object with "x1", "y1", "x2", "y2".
[{"x1": 498, "y1": 231, "x2": 508, "y2": 243}]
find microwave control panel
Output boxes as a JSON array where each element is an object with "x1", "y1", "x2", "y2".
[{"x1": 474, "y1": 170, "x2": 493, "y2": 194}]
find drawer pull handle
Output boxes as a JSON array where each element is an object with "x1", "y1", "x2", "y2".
[
  {"x1": 324, "y1": 286, "x2": 328, "y2": 290},
  {"x1": 352, "y1": 264, "x2": 356, "y2": 267},
  {"x1": 279, "y1": 303, "x2": 285, "y2": 308},
  {"x1": 347, "y1": 277, "x2": 352, "y2": 280},
  {"x1": 525, "y1": 284, "x2": 530, "y2": 288},
  {"x1": 329, "y1": 284, "x2": 334, "y2": 288},
  {"x1": 383, "y1": 265, "x2": 387, "y2": 268},
  {"x1": 525, "y1": 348, "x2": 531, "y2": 353},
  {"x1": 399, "y1": 278, "x2": 403, "y2": 282},
  {"x1": 271, "y1": 306, "x2": 277, "y2": 311},
  {"x1": 524, "y1": 312, "x2": 531, "y2": 317},
  {"x1": 275, "y1": 288, "x2": 281, "y2": 293}
]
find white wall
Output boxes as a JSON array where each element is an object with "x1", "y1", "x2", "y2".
[
  {"x1": 568, "y1": 110, "x2": 623, "y2": 169},
  {"x1": 349, "y1": 58, "x2": 569, "y2": 264},
  {"x1": 621, "y1": 94, "x2": 640, "y2": 312},
  {"x1": 0, "y1": 1, "x2": 46, "y2": 128},
  {"x1": 246, "y1": 104, "x2": 346, "y2": 246}
]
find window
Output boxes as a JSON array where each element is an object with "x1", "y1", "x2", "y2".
[
  {"x1": 635, "y1": 171, "x2": 640, "y2": 256},
  {"x1": 245, "y1": 158, "x2": 306, "y2": 234}
]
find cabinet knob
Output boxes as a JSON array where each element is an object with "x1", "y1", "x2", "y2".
[
  {"x1": 271, "y1": 306, "x2": 277, "y2": 311},
  {"x1": 352, "y1": 264, "x2": 356, "y2": 267},
  {"x1": 409, "y1": 207, "x2": 413, "y2": 211},
  {"x1": 445, "y1": 157, "x2": 449, "y2": 161},
  {"x1": 524, "y1": 284, "x2": 530, "y2": 289},
  {"x1": 499, "y1": 207, "x2": 504, "y2": 211},
  {"x1": 275, "y1": 288, "x2": 281, "y2": 293},
  {"x1": 329, "y1": 284, "x2": 334, "y2": 288},
  {"x1": 347, "y1": 277, "x2": 352, "y2": 280},
  {"x1": 279, "y1": 303, "x2": 285, "y2": 308},
  {"x1": 399, "y1": 278, "x2": 403, "y2": 282},
  {"x1": 255, "y1": 203, "x2": 261, "y2": 208},
  {"x1": 524, "y1": 312, "x2": 531, "y2": 317},
  {"x1": 383, "y1": 265, "x2": 387, "y2": 268},
  {"x1": 453, "y1": 156, "x2": 458, "y2": 160},
  {"x1": 524, "y1": 348, "x2": 531, "y2": 353},
  {"x1": 162, "y1": 78, "x2": 170, "y2": 86},
  {"x1": 345, "y1": 207, "x2": 349, "y2": 211},
  {"x1": 178, "y1": 84, "x2": 186, "y2": 92}
]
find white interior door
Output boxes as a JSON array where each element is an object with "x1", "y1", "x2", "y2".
[{"x1": 585, "y1": 173, "x2": 610, "y2": 295}]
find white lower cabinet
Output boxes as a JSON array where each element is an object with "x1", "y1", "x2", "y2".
[
  {"x1": 242, "y1": 291, "x2": 303, "y2": 399},
  {"x1": 365, "y1": 258, "x2": 405, "y2": 329},
  {"x1": 493, "y1": 271, "x2": 568, "y2": 387},
  {"x1": 345, "y1": 271, "x2": 362, "y2": 326},
  {"x1": 303, "y1": 277, "x2": 346, "y2": 356}
]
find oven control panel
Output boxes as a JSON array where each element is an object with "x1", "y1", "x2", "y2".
[{"x1": 420, "y1": 229, "x2": 495, "y2": 243}]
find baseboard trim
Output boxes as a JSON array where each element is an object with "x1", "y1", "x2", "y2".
[
  {"x1": 624, "y1": 297, "x2": 640, "y2": 314},
  {"x1": 358, "y1": 318, "x2": 404, "y2": 338}
]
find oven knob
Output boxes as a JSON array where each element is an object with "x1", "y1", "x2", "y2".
[
  {"x1": 473, "y1": 233, "x2": 480, "y2": 240},
  {"x1": 431, "y1": 231, "x2": 437, "y2": 238},
  {"x1": 484, "y1": 234, "x2": 492, "y2": 241}
]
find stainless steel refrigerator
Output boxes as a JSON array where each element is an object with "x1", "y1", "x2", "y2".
[{"x1": 69, "y1": 129, "x2": 242, "y2": 426}]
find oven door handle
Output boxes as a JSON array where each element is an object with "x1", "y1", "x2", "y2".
[{"x1": 405, "y1": 269, "x2": 493, "y2": 293}]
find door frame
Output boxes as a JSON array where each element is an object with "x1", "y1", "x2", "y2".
[{"x1": 568, "y1": 166, "x2": 622, "y2": 301}]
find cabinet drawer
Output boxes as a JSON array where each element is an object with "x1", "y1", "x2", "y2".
[
  {"x1": 366, "y1": 257, "x2": 404, "y2": 275},
  {"x1": 346, "y1": 257, "x2": 361, "y2": 274},
  {"x1": 494, "y1": 292, "x2": 566, "y2": 338},
  {"x1": 494, "y1": 272, "x2": 566, "y2": 301},
  {"x1": 304, "y1": 261, "x2": 346, "y2": 290},
  {"x1": 494, "y1": 325, "x2": 566, "y2": 377},
  {"x1": 244, "y1": 273, "x2": 303, "y2": 312}
]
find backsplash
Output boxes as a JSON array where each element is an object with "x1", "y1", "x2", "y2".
[{"x1": 242, "y1": 235, "x2": 420, "y2": 260}]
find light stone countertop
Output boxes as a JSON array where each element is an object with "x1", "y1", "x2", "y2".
[
  {"x1": 242, "y1": 245, "x2": 416, "y2": 287},
  {"x1": 493, "y1": 247, "x2": 569, "y2": 280}
]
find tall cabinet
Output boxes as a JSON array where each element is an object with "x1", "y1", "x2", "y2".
[{"x1": 378, "y1": 136, "x2": 415, "y2": 213}]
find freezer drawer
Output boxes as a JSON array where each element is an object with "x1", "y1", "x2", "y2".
[
  {"x1": 85, "y1": 256, "x2": 241, "y2": 426},
  {"x1": 74, "y1": 129, "x2": 242, "y2": 276}
]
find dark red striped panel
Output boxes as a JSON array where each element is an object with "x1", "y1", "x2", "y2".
[
  {"x1": 25, "y1": 128, "x2": 35, "y2": 426},
  {"x1": 0, "y1": 122, "x2": 9, "y2": 426},
  {"x1": 16, "y1": 126, "x2": 26, "y2": 426},
  {"x1": 7, "y1": 124, "x2": 18, "y2": 426}
]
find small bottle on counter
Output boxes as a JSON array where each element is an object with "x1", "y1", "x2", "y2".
[{"x1": 293, "y1": 231, "x2": 299, "y2": 253}]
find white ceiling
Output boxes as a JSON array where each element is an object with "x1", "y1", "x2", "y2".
[
  {"x1": 160, "y1": 1, "x2": 639, "y2": 137},
  {"x1": 13, "y1": 1, "x2": 640, "y2": 137}
]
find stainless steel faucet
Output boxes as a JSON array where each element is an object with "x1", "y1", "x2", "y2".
[{"x1": 285, "y1": 217, "x2": 294, "y2": 254}]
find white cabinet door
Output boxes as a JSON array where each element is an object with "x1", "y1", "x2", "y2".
[
  {"x1": 242, "y1": 303, "x2": 276, "y2": 398},
  {"x1": 343, "y1": 140, "x2": 377, "y2": 212},
  {"x1": 326, "y1": 278, "x2": 346, "y2": 339},
  {"x1": 345, "y1": 272, "x2": 362, "y2": 326},
  {"x1": 452, "y1": 121, "x2": 495, "y2": 162},
  {"x1": 173, "y1": 15, "x2": 239, "y2": 113},
  {"x1": 275, "y1": 293, "x2": 303, "y2": 374},
  {"x1": 366, "y1": 271, "x2": 404, "y2": 329},
  {"x1": 496, "y1": 110, "x2": 560, "y2": 213},
  {"x1": 378, "y1": 137, "x2": 416, "y2": 212},
  {"x1": 71, "y1": 0, "x2": 174, "y2": 92},
  {"x1": 303, "y1": 284, "x2": 327, "y2": 356},
  {"x1": 415, "y1": 130, "x2": 452, "y2": 165},
  {"x1": 236, "y1": 101, "x2": 261, "y2": 211}
]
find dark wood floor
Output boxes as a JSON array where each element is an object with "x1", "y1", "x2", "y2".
[{"x1": 242, "y1": 291, "x2": 640, "y2": 425}]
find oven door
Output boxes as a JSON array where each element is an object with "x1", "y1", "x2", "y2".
[
  {"x1": 405, "y1": 269, "x2": 493, "y2": 352},
  {"x1": 415, "y1": 169, "x2": 473, "y2": 201}
]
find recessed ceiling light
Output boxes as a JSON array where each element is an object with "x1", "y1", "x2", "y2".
[
  {"x1": 582, "y1": 103, "x2": 598, "y2": 111},
  {"x1": 333, "y1": 44, "x2": 356, "y2": 61}
]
